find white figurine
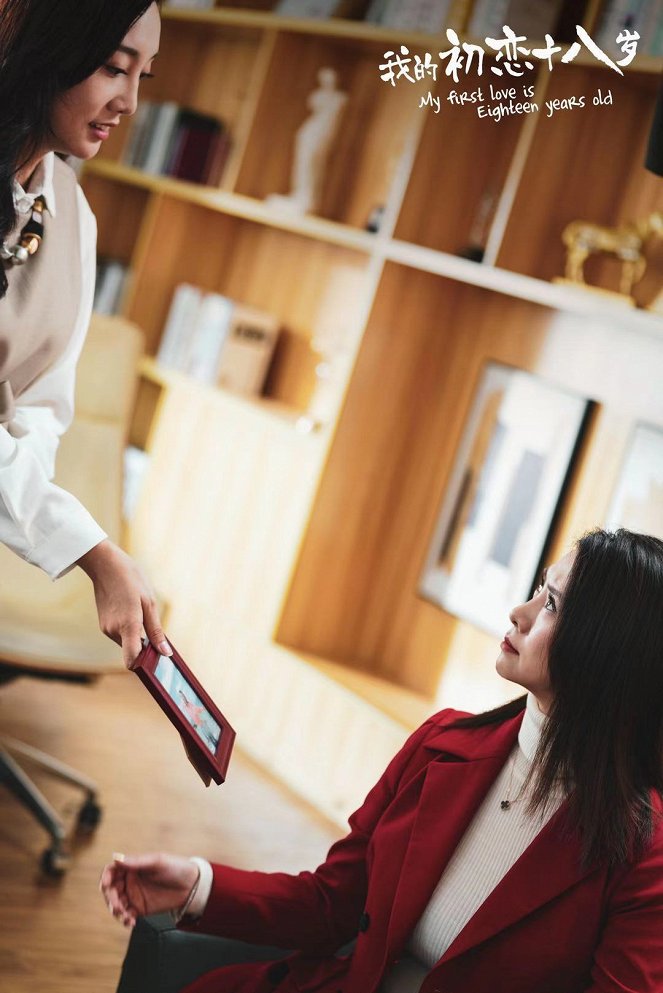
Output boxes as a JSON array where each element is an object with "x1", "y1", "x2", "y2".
[{"x1": 267, "y1": 67, "x2": 348, "y2": 215}]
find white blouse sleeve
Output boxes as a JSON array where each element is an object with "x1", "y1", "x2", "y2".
[{"x1": 0, "y1": 185, "x2": 107, "y2": 580}]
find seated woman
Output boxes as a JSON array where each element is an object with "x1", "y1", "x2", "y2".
[{"x1": 100, "y1": 528, "x2": 663, "y2": 993}]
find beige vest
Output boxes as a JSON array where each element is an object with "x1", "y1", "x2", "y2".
[{"x1": 0, "y1": 156, "x2": 82, "y2": 424}]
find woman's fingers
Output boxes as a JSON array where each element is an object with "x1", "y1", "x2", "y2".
[
  {"x1": 142, "y1": 594, "x2": 172, "y2": 658},
  {"x1": 120, "y1": 619, "x2": 144, "y2": 669},
  {"x1": 99, "y1": 859, "x2": 142, "y2": 928},
  {"x1": 100, "y1": 864, "x2": 131, "y2": 920}
]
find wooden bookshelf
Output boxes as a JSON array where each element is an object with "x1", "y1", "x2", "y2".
[
  {"x1": 84, "y1": 0, "x2": 663, "y2": 819},
  {"x1": 157, "y1": 4, "x2": 663, "y2": 72}
]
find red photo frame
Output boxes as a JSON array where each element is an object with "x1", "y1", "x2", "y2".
[{"x1": 133, "y1": 639, "x2": 235, "y2": 786}]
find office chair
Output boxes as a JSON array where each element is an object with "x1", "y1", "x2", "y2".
[{"x1": 0, "y1": 314, "x2": 143, "y2": 875}]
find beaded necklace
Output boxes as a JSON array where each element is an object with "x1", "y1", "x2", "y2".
[{"x1": 1, "y1": 196, "x2": 46, "y2": 266}]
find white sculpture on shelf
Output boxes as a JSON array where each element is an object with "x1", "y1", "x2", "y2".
[{"x1": 267, "y1": 67, "x2": 348, "y2": 216}]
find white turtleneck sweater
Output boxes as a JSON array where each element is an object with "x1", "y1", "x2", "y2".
[{"x1": 381, "y1": 693, "x2": 561, "y2": 992}]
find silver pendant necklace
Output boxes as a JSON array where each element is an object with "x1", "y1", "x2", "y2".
[{"x1": 500, "y1": 752, "x2": 524, "y2": 811}]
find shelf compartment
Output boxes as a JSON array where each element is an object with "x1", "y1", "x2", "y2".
[
  {"x1": 160, "y1": 5, "x2": 663, "y2": 73},
  {"x1": 276, "y1": 255, "x2": 663, "y2": 695},
  {"x1": 276, "y1": 264, "x2": 554, "y2": 695},
  {"x1": 124, "y1": 195, "x2": 374, "y2": 410},
  {"x1": 496, "y1": 67, "x2": 663, "y2": 302},
  {"x1": 129, "y1": 383, "x2": 326, "y2": 640},
  {"x1": 97, "y1": 16, "x2": 269, "y2": 190},
  {"x1": 394, "y1": 66, "x2": 539, "y2": 256},
  {"x1": 234, "y1": 30, "x2": 422, "y2": 230},
  {"x1": 80, "y1": 173, "x2": 151, "y2": 265}
]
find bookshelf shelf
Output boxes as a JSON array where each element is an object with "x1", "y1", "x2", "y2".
[
  {"x1": 298, "y1": 650, "x2": 434, "y2": 731},
  {"x1": 161, "y1": 5, "x2": 461, "y2": 48},
  {"x1": 384, "y1": 238, "x2": 663, "y2": 341},
  {"x1": 160, "y1": 6, "x2": 663, "y2": 74},
  {"x1": 84, "y1": 159, "x2": 380, "y2": 253},
  {"x1": 138, "y1": 355, "x2": 313, "y2": 427}
]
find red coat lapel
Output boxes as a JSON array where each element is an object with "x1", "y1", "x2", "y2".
[
  {"x1": 381, "y1": 713, "x2": 596, "y2": 970},
  {"x1": 437, "y1": 802, "x2": 596, "y2": 966},
  {"x1": 382, "y1": 717, "x2": 520, "y2": 957}
]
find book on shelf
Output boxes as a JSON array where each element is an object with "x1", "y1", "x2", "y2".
[
  {"x1": 647, "y1": 10, "x2": 663, "y2": 56},
  {"x1": 94, "y1": 259, "x2": 129, "y2": 315},
  {"x1": 204, "y1": 128, "x2": 233, "y2": 187},
  {"x1": 157, "y1": 284, "x2": 280, "y2": 396},
  {"x1": 595, "y1": 0, "x2": 662, "y2": 57},
  {"x1": 141, "y1": 101, "x2": 180, "y2": 174},
  {"x1": 162, "y1": 0, "x2": 216, "y2": 8},
  {"x1": 122, "y1": 100, "x2": 158, "y2": 169},
  {"x1": 157, "y1": 283, "x2": 204, "y2": 371},
  {"x1": 123, "y1": 446, "x2": 152, "y2": 520},
  {"x1": 185, "y1": 293, "x2": 235, "y2": 384},
  {"x1": 467, "y1": 0, "x2": 509, "y2": 37},
  {"x1": 122, "y1": 102, "x2": 230, "y2": 185},
  {"x1": 364, "y1": 0, "x2": 390, "y2": 23},
  {"x1": 274, "y1": 0, "x2": 342, "y2": 16},
  {"x1": 216, "y1": 305, "x2": 280, "y2": 397},
  {"x1": 468, "y1": 0, "x2": 565, "y2": 39},
  {"x1": 167, "y1": 109, "x2": 228, "y2": 185},
  {"x1": 366, "y1": 0, "x2": 454, "y2": 32}
]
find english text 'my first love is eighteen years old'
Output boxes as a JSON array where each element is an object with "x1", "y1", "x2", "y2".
[{"x1": 420, "y1": 82, "x2": 613, "y2": 120}]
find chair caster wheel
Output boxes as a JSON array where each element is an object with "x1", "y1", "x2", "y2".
[
  {"x1": 77, "y1": 798, "x2": 102, "y2": 832},
  {"x1": 41, "y1": 846, "x2": 70, "y2": 877}
]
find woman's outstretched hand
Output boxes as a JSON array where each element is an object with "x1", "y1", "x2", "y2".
[
  {"x1": 77, "y1": 539, "x2": 171, "y2": 668},
  {"x1": 100, "y1": 853, "x2": 199, "y2": 928}
]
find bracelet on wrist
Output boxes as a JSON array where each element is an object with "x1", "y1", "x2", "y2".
[{"x1": 171, "y1": 863, "x2": 201, "y2": 924}]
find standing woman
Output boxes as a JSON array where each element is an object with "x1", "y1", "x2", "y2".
[{"x1": 0, "y1": 0, "x2": 169, "y2": 667}]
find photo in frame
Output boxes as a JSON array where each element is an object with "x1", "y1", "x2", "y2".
[
  {"x1": 133, "y1": 639, "x2": 235, "y2": 787},
  {"x1": 419, "y1": 362, "x2": 593, "y2": 636},
  {"x1": 605, "y1": 422, "x2": 663, "y2": 539}
]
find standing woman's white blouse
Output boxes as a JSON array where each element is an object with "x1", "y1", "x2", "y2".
[{"x1": 0, "y1": 151, "x2": 107, "y2": 578}]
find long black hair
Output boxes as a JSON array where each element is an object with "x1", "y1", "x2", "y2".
[
  {"x1": 453, "y1": 528, "x2": 663, "y2": 867},
  {"x1": 0, "y1": 0, "x2": 160, "y2": 299}
]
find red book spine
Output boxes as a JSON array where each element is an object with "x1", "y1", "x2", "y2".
[
  {"x1": 203, "y1": 128, "x2": 232, "y2": 186},
  {"x1": 172, "y1": 126, "x2": 218, "y2": 184}
]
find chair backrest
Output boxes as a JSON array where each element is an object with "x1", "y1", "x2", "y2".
[{"x1": 0, "y1": 314, "x2": 143, "y2": 613}]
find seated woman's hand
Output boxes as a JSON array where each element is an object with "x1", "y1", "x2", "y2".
[{"x1": 99, "y1": 853, "x2": 199, "y2": 928}]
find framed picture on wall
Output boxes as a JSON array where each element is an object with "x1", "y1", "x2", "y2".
[
  {"x1": 419, "y1": 362, "x2": 593, "y2": 636},
  {"x1": 605, "y1": 422, "x2": 663, "y2": 539}
]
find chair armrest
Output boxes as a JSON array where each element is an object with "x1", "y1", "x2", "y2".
[{"x1": 116, "y1": 914, "x2": 291, "y2": 993}]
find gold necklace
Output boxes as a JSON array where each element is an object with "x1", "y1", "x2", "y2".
[{"x1": 1, "y1": 196, "x2": 46, "y2": 266}]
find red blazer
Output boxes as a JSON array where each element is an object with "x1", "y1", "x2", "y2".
[{"x1": 182, "y1": 709, "x2": 663, "y2": 993}]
